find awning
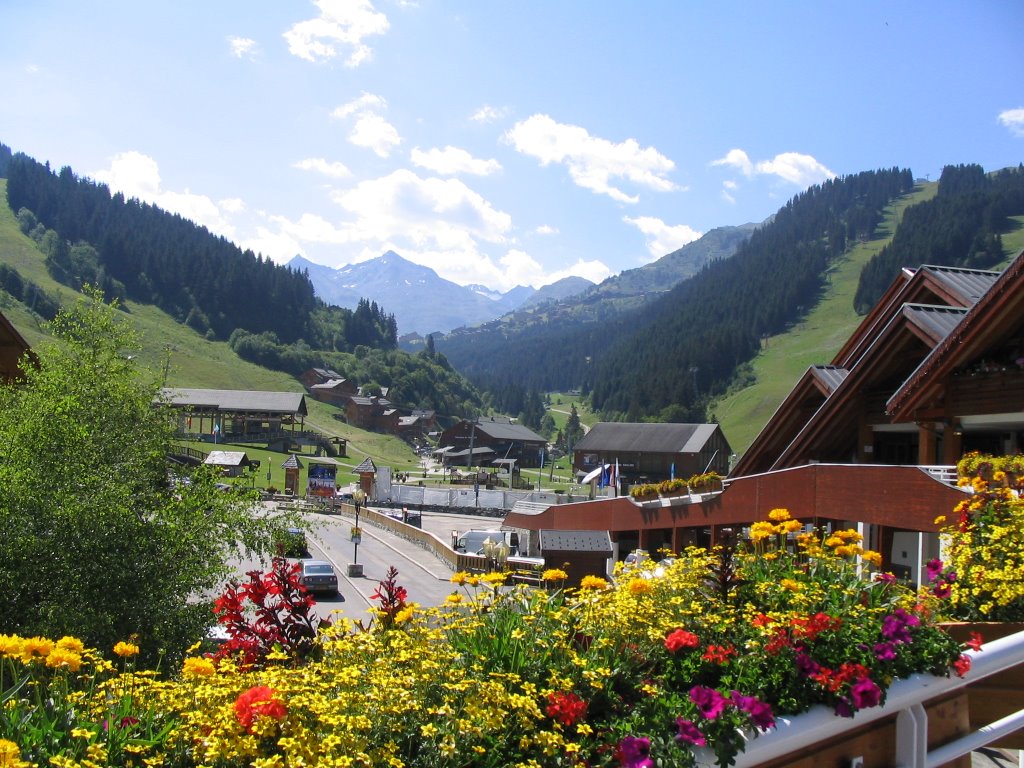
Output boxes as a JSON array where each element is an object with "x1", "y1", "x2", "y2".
[{"x1": 580, "y1": 464, "x2": 608, "y2": 484}]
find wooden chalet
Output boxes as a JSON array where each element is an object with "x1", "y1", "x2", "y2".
[
  {"x1": 572, "y1": 422, "x2": 731, "y2": 488},
  {"x1": 160, "y1": 388, "x2": 308, "y2": 438},
  {"x1": 504, "y1": 250, "x2": 1024, "y2": 585},
  {"x1": 0, "y1": 310, "x2": 32, "y2": 383},
  {"x1": 439, "y1": 417, "x2": 547, "y2": 468}
]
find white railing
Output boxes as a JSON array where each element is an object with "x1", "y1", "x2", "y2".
[
  {"x1": 920, "y1": 464, "x2": 959, "y2": 485},
  {"x1": 695, "y1": 629, "x2": 1024, "y2": 767}
]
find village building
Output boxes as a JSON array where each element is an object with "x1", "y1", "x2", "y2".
[
  {"x1": 572, "y1": 422, "x2": 731, "y2": 489},
  {"x1": 203, "y1": 450, "x2": 253, "y2": 477},
  {"x1": 439, "y1": 417, "x2": 548, "y2": 468},
  {"x1": 0, "y1": 310, "x2": 32, "y2": 383},
  {"x1": 504, "y1": 250, "x2": 1024, "y2": 584},
  {"x1": 160, "y1": 388, "x2": 308, "y2": 440}
]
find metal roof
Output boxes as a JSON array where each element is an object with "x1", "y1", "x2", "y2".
[
  {"x1": 204, "y1": 450, "x2": 249, "y2": 467},
  {"x1": 809, "y1": 365, "x2": 848, "y2": 394},
  {"x1": 919, "y1": 264, "x2": 1000, "y2": 306},
  {"x1": 902, "y1": 303, "x2": 968, "y2": 343},
  {"x1": 160, "y1": 388, "x2": 307, "y2": 415},
  {"x1": 473, "y1": 418, "x2": 547, "y2": 443},
  {"x1": 540, "y1": 529, "x2": 612, "y2": 553},
  {"x1": 574, "y1": 422, "x2": 720, "y2": 454}
]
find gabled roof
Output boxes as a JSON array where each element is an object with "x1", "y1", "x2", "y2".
[
  {"x1": 888, "y1": 250, "x2": 1024, "y2": 419},
  {"x1": 353, "y1": 457, "x2": 377, "y2": 473},
  {"x1": 574, "y1": 423, "x2": 721, "y2": 454},
  {"x1": 768, "y1": 303, "x2": 966, "y2": 470},
  {"x1": 831, "y1": 264, "x2": 997, "y2": 368},
  {"x1": 160, "y1": 388, "x2": 307, "y2": 416},
  {"x1": 204, "y1": 450, "x2": 250, "y2": 467},
  {"x1": 282, "y1": 453, "x2": 304, "y2": 469},
  {"x1": 474, "y1": 420, "x2": 546, "y2": 443},
  {"x1": 732, "y1": 366, "x2": 848, "y2": 477},
  {"x1": 311, "y1": 378, "x2": 350, "y2": 390},
  {"x1": 0, "y1": 310, "x2": 32, "y2": 381}
]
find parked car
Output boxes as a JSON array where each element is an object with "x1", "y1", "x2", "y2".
[
  {"x1": 298, "y1": 559, "x2": 338, "y2": 595},
  {"x1": 454, "y1": 530, "x2": 519, "y2": 556}
]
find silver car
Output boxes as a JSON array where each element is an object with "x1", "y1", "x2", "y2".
[{"x1": 298, "y1": 559, "x2": 338, "y2": 595}]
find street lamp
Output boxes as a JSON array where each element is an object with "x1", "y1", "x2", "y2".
[{"x1": 348, "y1": 488, "x2": 367, "y2": 577}]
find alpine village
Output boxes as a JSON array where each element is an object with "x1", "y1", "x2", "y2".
[{"x1": 5, "y1": 144, "x2": 1024, "y2": 768}]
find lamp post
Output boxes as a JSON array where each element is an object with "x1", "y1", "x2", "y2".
[{"x1": 348, "y1": 488, "x2": 366, "y2": 577}]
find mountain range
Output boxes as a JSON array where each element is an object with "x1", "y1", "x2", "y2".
[{"x1": 288, "y1": 251, "x2": 594, "y2": 336}]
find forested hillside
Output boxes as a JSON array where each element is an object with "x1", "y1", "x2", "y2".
[
  {"x1": 0, "y1": 144, "x2": 484, "y2": 416},
  {"x1": 441, "y1": 169, "x2": 915, "y2": 421},
  {"x1": 854, "y1": 163, "x2": 1024, "y2": 311}
]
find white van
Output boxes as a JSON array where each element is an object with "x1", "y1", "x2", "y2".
[{"x1": 454, "y1": 529, "x2": 519, "y2": 556}]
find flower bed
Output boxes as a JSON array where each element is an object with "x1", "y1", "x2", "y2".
[{"x1": 1, "y1": 509, "x2": 975, "y2": 767}]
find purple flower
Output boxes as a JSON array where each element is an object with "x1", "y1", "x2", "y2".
[
  {"x1": 731, "y1": 691, "x2": 776, "y2": 730},
  {"x1": 926, "y1": 558, "x2": 944, "y2": 582},
  {"x1": 795, "y1": 651, "x2": 820, "y2": 676},
  {"x1": 616, "y1": 736, "x2": 654, "y2": 768},
  {"x1": 689, "y1": 685, "x2": 729, "y2": 719},
  {"x1": 874, "y1": 641, "x2": 896, "y2": 661},
  {"x1": 850, "y1": 676, "x2": 882, "y2": 709},
  {"x1": 834, "y1": 697, "x2": 854, "y2": 718},
  {"x1": 933, "y1": 582, "x2": 952, "y2": 599},
  {"x1": 881, "y1": 609, "x2": 919, "y2": 644},
  {"x1": 675, "y1": 718, "x2": 707, "y2": 746}
]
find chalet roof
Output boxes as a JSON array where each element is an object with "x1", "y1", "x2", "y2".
[
  {"x1": 311, "y1": 367, "x2": 342, "y2": 378},
  {"x1": 474, "y1": 419, "x2": 547, "y2": 443},
  {"x1": 810, "y1": 365, "x2": 848, "y2": 394},
  {"x1": 160, "y1": 388, "x2": 307, "y2": 416},
  {"x1": 204, "y1": 451, "x2": 250, "y2": 468},
  {"x1": 348, "y1": 396, "x2": 376, "y2": 406},
  {"x1": 0, "y1": 309, "x2": 32, "y2": 381},
  {"x1": 574, "y1": 422, "x2": 719, "y2": 454},
  {"x1": 353, "y1": 457, "x2": 377, "y2": 474},
  {"x1": 282, "y1": 453, "x2": 303, "y2": 469},
  {"x1": 916, "y1": 264, "x2": 1000, "y2": 306},
  {"x1": 902, "y1": 303, "x2": 969, "y2": 344},
  {"x1": 888, "y1": 250, "x2": 1024, "y2": 418},
  {"x1": 311, "y1": 378, "x2": 349, "y2": 390},
  {"x1": 540, "y1": 529, "x2": 612, "y2": 553}
]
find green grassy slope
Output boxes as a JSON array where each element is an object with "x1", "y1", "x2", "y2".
[
  {"x1": 0, "y1": 180, "x2": 421, "y2": 488},
  {"x1": 713, "y1": 182, "x2": 939, "y2": 456}
]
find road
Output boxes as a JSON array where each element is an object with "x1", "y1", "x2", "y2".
[{"x1": 228, "y1": 505, "x2": 503, "y2": 623}]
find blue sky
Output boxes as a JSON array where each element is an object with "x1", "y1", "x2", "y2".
[{"x1": 2, "y1": 1, "x2": 1022, "y2": 293}]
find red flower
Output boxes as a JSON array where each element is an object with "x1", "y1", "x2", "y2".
[
  {"x1": 702, "y1": 644, "x2": 736, "y2": 664},
  {"x1": 664, "y1": 629, "x2": 699, "y2": 653},
  {"x1": 953, "y1": 654, "x2": 972, "y2": 677},
  {"x1": 546, "y1": 691, "x2": 588, "y2": 726},
  {"x1": 234, "y1": 685, "x2": 287, "y2": 732},
  {"x1": 966, "y1": 632, "x2": 984, "y2": 652}
]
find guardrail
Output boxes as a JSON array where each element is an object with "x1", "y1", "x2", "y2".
[
  {"x1": 335, "y1": 503, "x2": 458, "y2": 570},
  {"x1": 694, "y1": 628, "x2": 1024, "y2": 768}
]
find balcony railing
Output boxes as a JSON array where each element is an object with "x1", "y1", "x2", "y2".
[{"x1": 694, "y1": 629, "x2": 1024, "y2": 767}]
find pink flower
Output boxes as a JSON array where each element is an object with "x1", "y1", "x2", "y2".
[
  {"x1": 675, "y1": 718, "x2": 706, "y2": 746},
  {"x1": 850, "y1": 676, "x2": 882, "y2": 709},
  {"x1": 689, "y1": 686, "x2": 729, "y2": 719},
  {"x1": 616, "y1": 736, "x2": 654, "y2": 768}
]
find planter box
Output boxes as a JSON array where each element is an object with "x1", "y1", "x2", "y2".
[{"x1": 942, "y1": 621, "x2": 1024, "y2": 749}]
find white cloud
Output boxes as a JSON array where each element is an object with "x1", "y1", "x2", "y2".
[
  {"x1": 505, "y1": 114, "x2": 677, "y2": 204},
  {"x1": 349, "y1": 113, "x2": 401, "y2": 157},
  {"x1": 712, "y1": 148, "x2": 834, "y2": 187},
  {"x1": 220, "y1": 198, "x2": 246, "y2": 214},
  {"x1": 999, "y1": 108, "x2": 1024, "y2": 138},
  {"x1": 410, "y1": 146, "x2": 501, "y2": 176},
  {"x1": 331, "y1": 92, "x2": 387, "y2": 120},
  {"x1": 92, "y1": 151, "x2": 236, "y2": 239},
  {"x1": 623, "y1": 215, "x2": 702, "y2": 259},
  {"x1": 283, "y1": 0, "x2": 389, "y2": 66},
  {"x1": 471, "y1": 104, "x2": 509, "y2": 123},
  {"x1": 711, "y1": 148, "x2": 755, "y2": 176},
  {"x1": 331, "y1": 92, "x2": 400, "y2": 157},
  {"x1": 293, "y1": 157, "x2": 352, "y2": 178},
  {"x1": 543, "y1": 258, "x2": 611, "y2": 287},
  {"x1": 755, "y1": 152, "x2": 835, "y2": 186},
  {"x1": 228, "y1": 36, "x2": 257, "y2": 58},
  {"x1": 535, "y1": 224, "x2": 558, "y2": 235}
]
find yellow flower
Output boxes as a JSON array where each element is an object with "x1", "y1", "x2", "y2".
[
  {"x1": 862, "y1": 550, "x2": 883, "y2": 567},
  {"x1": 627, "y1": 579, "x2": 652, "y2": 595},
  {"x1": 579, "y1": 575, "x2": 609, "y2": 590},
  {"x1": 749, "y1": 521, "x2": 775, "y2": 542},
  {"x1": 768, "y1": 508, "x2": 791, "y2": 522},
  {"x1": 55, "y1": 636, "x2": 85, "y2": 654},
  {"x1": 21, "y1": 636, "x2": 54, "y2": 661},
  {"x1": 113, "y1": 641, "x2": 140, "y2": 658},
  {"x1": 481, "y1": 572, "x2": 507, "y2": 586},
  {"x1": 450, "y1": 571, "x2": 470, "y2": 585},
  {"x1": 45, "y1": 647, "x2": 83, "y2": 672},
  {"x1": 182, "y1": 656, "x2": 216, "y2": 677},
  {"x1": 780, "y1": 578, "x2": 802, "y2": 592},
  {"x1": 542, "y1": 569, "x2": 568, "y2": 582},
  {"x1": 0, "y1": 739, "x2": 29, "y2": 768},
  {"x1": 445, "y1": 593, "x2": 464, "y2": 605}
]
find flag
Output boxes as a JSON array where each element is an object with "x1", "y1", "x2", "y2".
[{"x1": 671, "y1": 462, "x2": 675, "y2": 481}]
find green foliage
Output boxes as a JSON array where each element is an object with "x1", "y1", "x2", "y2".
[{"x1": 0, "y1": 289, "x2": 287, "y2": 665}]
